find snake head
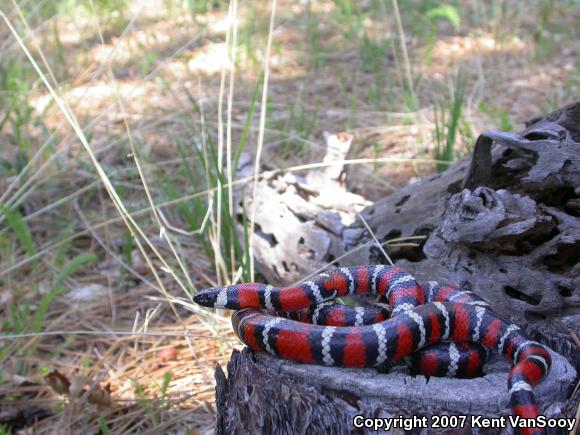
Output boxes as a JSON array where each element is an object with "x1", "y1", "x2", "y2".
[
  {"x1": 193, "y1": 289, "x2": 221, "y2": 307},
  {"x1": 193, "y1": 284, "x2": 267, "y2": 309}
]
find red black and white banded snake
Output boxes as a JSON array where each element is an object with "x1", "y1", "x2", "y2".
[{"x1": 194, "y1": 265, "x2": 552, "y2": 435}]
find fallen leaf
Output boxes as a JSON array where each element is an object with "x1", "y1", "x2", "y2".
[
  {"x1": 131, "y1": 250, "x2": 149, "y2": 275},
  {"x1": 45, "y1": 371, "x2": 70, "y2": 395},
  {"x1": 69, "y1": 375, "x2": 91, "y2": 398},
  {"x1": 45, "y1": 372, "x2": 112, "y2": 407},
  {"x1": 158, "y1": 347, "x2": 179, "y2": 363},
  {"x1": 87, "y1": 383, "x2": 112, "y2": 407},
  {"x1": 0, "y1": 290, "x2": 14, "y2": 313},
  {"x1": 66, "y1": 284, "x2": 109, "y2": 303}
]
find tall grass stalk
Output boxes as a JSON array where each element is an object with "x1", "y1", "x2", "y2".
[
  {"x1": 0, "y1": 205, "x2": 36, "y2": 260},
  {"x1": 249, "y1": 0, "x2": 277, "y2": 281},
  {"x1": 389, "y1": 0, "x2": 416, "y2": 109},
  {"x1": 434, "y1": 75, "x2": 465, "y2": 173},
  {"x1": 33, "y1": 253, "x2": 97, "y2": 333},
  {"x1": 226, "y1": 0, "x2": 239, "y2": 281}
]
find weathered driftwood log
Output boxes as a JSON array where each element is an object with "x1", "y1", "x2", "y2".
[
  {"x1": 218, "y1": 102, "x2": 580, "y2": 433},
  {"x1": 234, "y1": 131, "x2": 369, "y2": 285}
]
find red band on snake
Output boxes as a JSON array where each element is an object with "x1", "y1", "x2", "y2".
[{"x1": 194, "y1": 265, "x2": 552, "y2": 435}]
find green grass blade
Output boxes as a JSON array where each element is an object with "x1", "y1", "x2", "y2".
[
  {"x1": 241, "y1": 205, "x2": 252, "y2": 282},
  {"x1": 33, "y1": 253, "x2": 97, "y2": 332},
  {"x1": 445, "y1": 75, "x2": 465, "y2": 162},
  {"x1": 0, "y1": 204, "x2": 36, "y2": 258},
  {"x1": 233, "y1": 73, "x2": 264, "y2": 172},
  {"x1": 426, "y1": 5, "x2": 461, "y2": 31}
]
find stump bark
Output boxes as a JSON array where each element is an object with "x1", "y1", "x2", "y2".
[
  {"x1": 215, "y1": 102, "x2": 580, "y2": 434},
  {"x1": 215, "y1": 349, "x2": 575, "y2": 435}
]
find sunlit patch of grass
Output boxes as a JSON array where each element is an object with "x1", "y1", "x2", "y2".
[
  {"x1": 0, "y1": 59, "x2": 37, "y2": 170},
  {"x1": 304, "y1": 1, "x2": 324, "y2": 70},
  {"x1": 267, "y1": 97, "x2": 319, "y2": 160},
  {"x1": 186, "y1": 0, "x2": 229, "y2": 17},
  {"x1": 0, "y1": 205, "x2": 36, "y2": 262},
  {"x1": 33, "y1": 253, "x2": 97, "y2": 333},
  {"x1": 479, "y1": 101, "x2": 513, "y2": 132},
  {"x1": 359, "y1": 34, "x2": 392, "y2": 107},
  {"x1": 425, "y1": 4, "x2": 461, "y2": 32},
  {"x1": 433, "y1": 73, "x2": 465, "y2": 174}
]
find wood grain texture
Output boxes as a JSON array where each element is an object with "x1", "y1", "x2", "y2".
[{"x1": 215, "y1": 348, "x2": 576, "y2": 435}]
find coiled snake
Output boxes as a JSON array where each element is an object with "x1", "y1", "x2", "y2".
[{"x1": 194, "y1": 265, "x2": 552, "y2": 435}]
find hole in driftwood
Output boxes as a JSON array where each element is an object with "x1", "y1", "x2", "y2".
[
  {"x1": 394, "y1": 226, "x2": 430, "y2": 262},
  {"x1": 542, "y1": 240, "x2": 580, "y2": 274},
  {"x1": 395, "y1": 195, "x2": 410, "y2": 207},
  {"x1": 447, "y1": 180, "x2": 462, "y2": 194},
  {"x1": 499, "y1": 268, "x2": 507, "y2": 274},
  {"x1": 375, "y1": 230, "x2": 401, "y2": 263},
  {"x1": 504, "y1": 286, "x2": 541, "y2": 306},
  {"x1": 255, "y1": 223, "x2": 278, "y2": 247},
  {"x1": 476, "y1": 188, "x2": 496, "y2": 207},
  {"x1": 502, "y1": 148, "x2": 514, "y2": 157},
  {"x1": 415, "y1": 226, "x2": 433, "y2": 238},
  {"x1": 462, "y1": 205, "x2": 480, "y2": 218},
  {"x1": 524, "y1": 131, "x2": 551, "y2": 141},
  {"x1": 297, "y1": 237, "x2": 315, "y2": 260},
  {"x1": 514, "y1": 225, "x2": 559, "y2": 255},
  {"x1": 564, "y1": 197, "x2": 580, "y2": 217},
  {"x1": 382, "y1": 229, "x2": 402, "y2": 243},
  {"x1": 558, "y1": 286, "x2": 573, "y2": 298},
  {"x1": 536, "y1": 185, "x2": 575, "y2": 208},
  {"x1": 524, "y1": 311, "x2": 546, "y2": 323},
  {"x1": 491, "y1": 148, "x2": 537, "y2": 189},
  {"x1": 375, "y1": 227, "x2": 430, "y2": 263}
]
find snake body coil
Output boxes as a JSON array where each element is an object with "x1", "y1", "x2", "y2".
[{"x1": 194, "y1": 265, "x2": 552, "y2": 435}]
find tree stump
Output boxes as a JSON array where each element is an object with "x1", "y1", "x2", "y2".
[
  {"x1": 218, "y1": 102, "x2": 580, "y2": 433},
  {"x1": 215, "y1": 349, "x2": 575, "y2": 434}
]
